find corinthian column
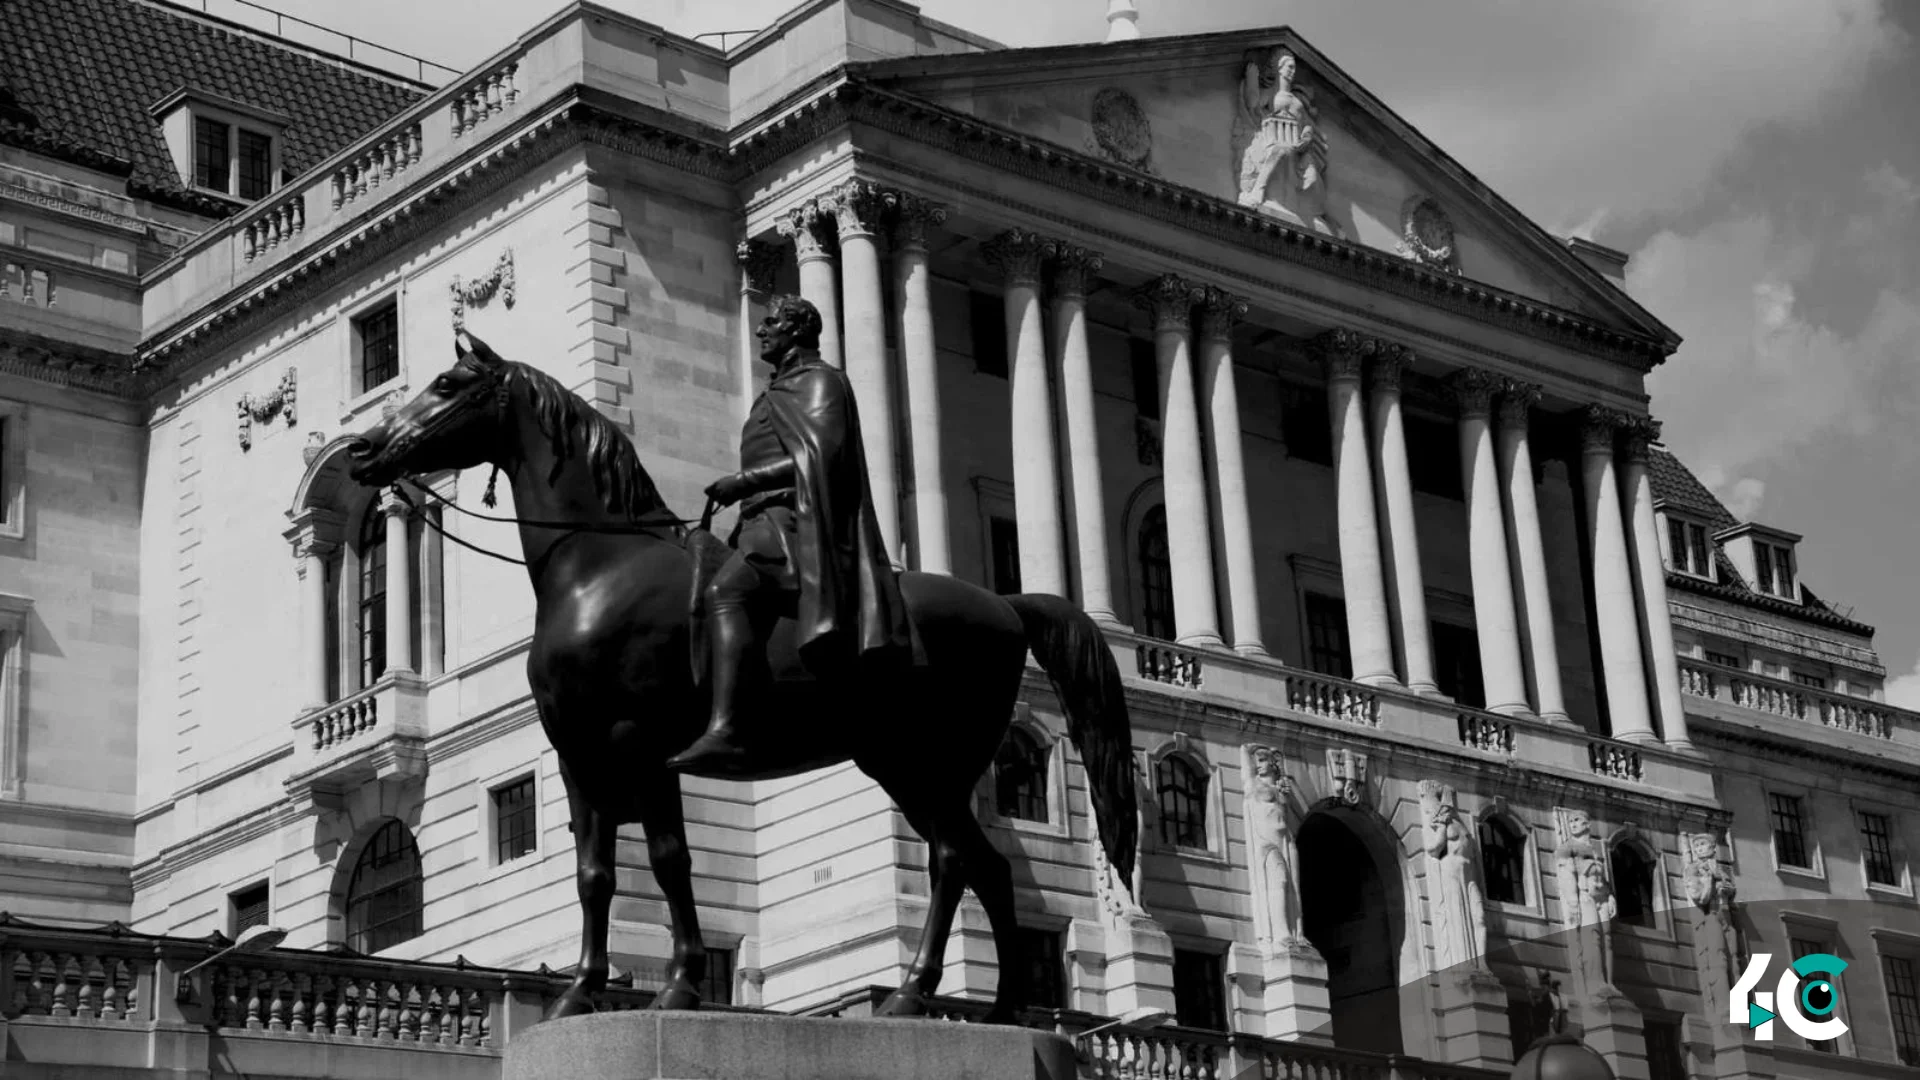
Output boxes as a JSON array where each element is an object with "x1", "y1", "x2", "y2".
[
  {"x1": 826, "y1": 181, "x2": 902, "y2": 562},
  {"x1": 776, "y1": 201, "x2": 841, "y2": 369},
  {"x1": 1367, "y1": 347, "x2": 1435, "y2": 693},
  {"x1": 1136, "y1": 274, "x2": 1221, "y2": 647},
  {"x1": 1319, "y1": 331, "x2": 1396, "y2": 686},
  {"x1": 1450, "y1": 370, "x2": 1529, "y2": 715},
  {"x1": 1052, "y1": 244, "x2": 1116, "y2": 622},
  {"x1": 983, "y1": 229, "x2": 1067, "y2": 597},
  {"x1": 1622, "y1": 419, "x2": 1693, "y2": 749},
  {"x1": 1580, "y1": 407, "x2": 1655, "y2": 743},
  {"x1": 735, "y1": 239, "x2": 781, "y2": 424},
  {"x1": 380, "y1": 489, "x2": 414, "y2": 676},
  {"x1": 892, "y1": 196, "x2": 951, "y2": 574},
  {"x1": 1197, "y1": 287, "x2": 1264, "y2": 654},
  {"x1": 1495, "y1": 382, "x2": 1568, "y2": 721}
]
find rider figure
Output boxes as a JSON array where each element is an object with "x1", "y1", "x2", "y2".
[{"x1": 667, "y1": 295, "x2": 914, "y2": 773}]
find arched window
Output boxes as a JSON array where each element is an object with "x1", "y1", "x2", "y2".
[
  {"x1": 1155, "y1": 755, "x2": 1207, "y2": 848},
  {"x1": 1479, "y1": 815, "x2": 1528, "y2": 905},
  {"x1": 993, "y1": 728, "x2": 1050, "y2": 823},
  {"x1": 356, "y1": 507, "x2": 389, "y2": 690},
  {"x1": 1138, "y1": 505, "x2": 1174, "y2": 642},
  {"x1": 345, "y1": 819, "x2": 424, "y2": 953},
  {"x1": 1610, "y1": 844, "x2": 1656, "y2": 927}
]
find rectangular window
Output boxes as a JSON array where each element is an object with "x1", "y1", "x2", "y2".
[
  {"x1": 1130, "y1": 337, "x2": 1160, "y2": 421},
  {"x1": 701, "y1": 946, "x2": 735, "y2": 1006},
  {"x1": 1886, "y1": 954, "x2": 1920, "y2": 1067},
  {"x1": 1790, "y1": 938, "x2": 1838, "y2": 1053},
  {"x1": 968, "y1": 289, "x2": 1007, "y2": 378},
  {"x1": 1644, "y1": 1017, "x2": 1688, "y2": 1080},
  {"x1": 1772, "y1": 544, "x2": 1795, "y2": 598},
  {"x1": 229, "y1": 881, "x2": 270, "y2": 935},
  {"x1": 357, "y1": 301, "x2": 401, "y2": 391},
  {"x1": 1771, "y1": 793, "x2": 1810, "y2": 869},
  {"x1": 237, "y1": 128, "x2": 273, "y2": 199},
  {"x1": 1667, "y1": 518, "x2": 1687, "y2": 572},
  {"x1": 1668, "y1": 519, "x2": 1711, "y2": 576},
  {"x1": 193, "y1": 115, "x2": 231, "y2": 192},
  {"x1": 1706, "y1": 650, "x2": 1742, "y2": 670},
  {"x1": 988, "y1": 515, "x2": 1021, "y2": 595},
  {"x1": 1405, "y1": 415, "x2": 1464, "y2": 500},
  {"x1": 1018, "y1": 927, "x2": 1067, "y2": 1010},
  {"x1": 1303, "y1": 592, "x2": 1351, "y2": 680},
  {"x1": 493, "y1": 775, "x2": 537, "y2": 864},
  {"x1": 1793, "y1": 672, "x2": 1828, "y2": 690},
  {"x1": 1755, "y1": 542, "x2": 1775, "y2": 595},
  {"x1": 1862, "y1": 812, "x2": 1899, "y2": 887},
  {"x1": 1689, "y1": 524, "x2": 1710, "y2": 577},
  {"x1": 1171, "y1": 948, "x2": 1226, "y2": 1031},
  {"x1": 1430, "y1": 621, "x2": 1485, "y2": 709},
  {"x1": 1279, "y1": 382, "x2": 1332, "y2": 466}
]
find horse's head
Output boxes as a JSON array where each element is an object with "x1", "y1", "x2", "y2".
[{"x1": 348, "y1": 329, "x2": 513, "y2": 489}]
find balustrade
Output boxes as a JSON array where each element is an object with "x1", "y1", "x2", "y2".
[
  {"x1": 208, "y1": 963, "x2": 492, "y2": 1044},
  {"x1": 1137, "y1": 641, "x2": 1204, "y2": 689},
  {"x1": 1678, "y1": 658, "x2": 1902, "y2": 740},
  {"x1": 1587, "y1": 739, "x2": 1643, "y2": 782},
  {"x1": 1286, "y1": 671, "x2": 1380, "y2": 727},
  {"x1": 331, "y1": 123, "x2": 424, "y2": 209},
  {"x1": 452, "y1": 61, "x2": 520, "y2": 137},
  {"x1": 1457, "y1": 712, "x2": 1515, "y2": 755},
  {"x1": 311, "y1": 686, "x2": 380, "y2": 752},
  {"x1": 242, "y1": 195, "x2": 305, "y2": 262}
]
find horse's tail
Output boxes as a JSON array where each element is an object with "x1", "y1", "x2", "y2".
[{"x1": 1003, "y1": 593, "x2": 1137, "y2": 888}]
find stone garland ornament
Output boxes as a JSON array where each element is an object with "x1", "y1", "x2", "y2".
[
  {"x1": 449, "y1": 247, "x2": 515, "y2": 330},
  {"x1": 236, "y1": 368, "x2": 296, "y2": 451},
  {"x1": 1087, "y1": 87, "x2": 1155, "y2": 173},
  {"x1": 1396, "y1": 195, "x2": 1460, "y2": 273}
]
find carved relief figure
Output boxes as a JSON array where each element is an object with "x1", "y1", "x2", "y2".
[
  {"x1": 1419, "y1": 780, "x2": 1488, "y2": 971},
  {"x1": 1683, "y1": 831, "x2": 1739, "y2": 1011},
  {"x1": 1231, "y1": 47, "x2": 1343, "y2": 238},
  {"x1": 1553, "y1": 810, "x2": 1618, "y2": 1000},
  {"x1": 1244, "y1": 745, "x2": 1302, "y2": 950}
]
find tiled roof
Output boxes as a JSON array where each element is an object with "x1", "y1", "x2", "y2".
[
  {"x1": 1647, "y1": 446, "x2": 1738, "y2": 532},
  {"x1": 0, "y1": 0, "x2": 426, "y2": 215}
]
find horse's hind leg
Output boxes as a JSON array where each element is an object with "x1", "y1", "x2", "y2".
[
  {"x1": 876, "y1": 801, "x2": 965, "y2": 1017},
  {"x1": 550, "y1": 762, "x2": 615, "y2": 1019},
  {"x1": 639, "y1": 770, "x2": 708, "y2": 1010},
  {"x1": 937, "y1": 803, "x2": 1027, "y2": 1024}
]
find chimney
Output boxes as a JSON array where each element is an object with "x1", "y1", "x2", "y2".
[{"x1": 1106, "y1": 0, "x2": 1140, "y2": 41}]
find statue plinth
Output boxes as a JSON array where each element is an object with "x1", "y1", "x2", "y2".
[
  {"x1": 503, "y1": 1011, "x2": 1078, "y2": 1080},
  {"x1": 1431, "y1": 968, "x2": 1511, "y2": 1069}
]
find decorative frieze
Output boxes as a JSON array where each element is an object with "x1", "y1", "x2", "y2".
[
  {"x1": 981, "y1": 228, "x2": 1054, "y2": 287},
  {"x1": 236, "y1": 367, "x2": 297, "y2": 451},
  {"x1": 1131, "y1": 273, "x2": 1200, "y2": 331}
]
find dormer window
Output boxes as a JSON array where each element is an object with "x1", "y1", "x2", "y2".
[
  {"x1": 152, "y1": 89, "x2": 287, "y2": 201},
  {"x1": 1755, "y1": 541, "x2": 1795, "y2": 599},
  {"x1": 1664, "y1": 513, "x2": 1713, "y2": 579},
  {"x1": 1714, "y1": 522, "x2": 1802, "y2": 602}
]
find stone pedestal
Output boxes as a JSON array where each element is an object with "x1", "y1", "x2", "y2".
[
  {"x1": 1577, "y1": 992, "x2": 1650, "y2": 1080},
  {"x1": 1260, "y1": 942, "x2": 1333, "y2": 1044},
  {"x1": 504, "y1": 1011, "x2": 1078, "y2": 1080},
  {"x1": 1432, "y1": 969, "x2": 1512, "y2": 1068},
  {"x1": 1101, "y1": 916, "x2": 1177, "y2": 1018}
]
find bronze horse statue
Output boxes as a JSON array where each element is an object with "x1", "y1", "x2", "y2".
[{"x1": 346, "y1": 330, "x2": 1138, "y2": 1022}]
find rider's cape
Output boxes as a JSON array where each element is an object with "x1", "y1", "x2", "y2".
[{"x1": 763, "y1": 351, "x2": 916, "y2": 669}]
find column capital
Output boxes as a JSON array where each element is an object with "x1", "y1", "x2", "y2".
[
  {"x1": 378, "y1": 488, "x2": 416, "y2": 517},
  {"x1": 1577, "y1": 404, "x2": 1631, "y2": 454},
  {"x1": 736, "y1": 239, "x2": 781, "y2": 295},
  {"x1": 1620, "y1": 415, "x2": 1661, "y2": 463},
  {"x1": 283, "y1": 507, "x2": 344, "y2": 552},
  {"x1": 1196, "y1": 286, "x2": 1248, "y2": 343},
  {"x1": 1367, "y1": 343, "x2": 1413, "y2": 391},
  {"x1": 982, "y1": 227, "x2": 1055, "y2": 287},
  {"x1": 822, "y1": 179, "x2": 895, "y2": 239},
  {"x1": 1313, "y1": 328, "x2": 1380, "y2": 381},
  {"x1": 1050, "y1": 244, "x2": 1104, "y2": 299},
  {"x1": 1132, "y1": 273, "x2": 1201, "y2": 332},
  {"x1": 1446, "y1": 367, "x2": 1502, "y2": 418},
  {"x1": 888, "y1": 194, "x2": 948, "y2": 251},
  {"x1": 775, "y1": 200, "x2": 837, "y2": 261},
  {"x1": 1496, "y1": 380, "x2": 1541, "y2": 428}
]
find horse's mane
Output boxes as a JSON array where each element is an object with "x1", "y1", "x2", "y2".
[{"x1": 504, "y1": 360, "x2": 666, "y2": 521}]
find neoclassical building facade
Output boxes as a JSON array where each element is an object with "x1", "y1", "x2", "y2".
[{"x1": 3, "y1": 2, "x2": 1919, "y2": 1079}]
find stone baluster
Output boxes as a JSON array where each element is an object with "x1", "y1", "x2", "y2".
[
  {"x1": 1052, "y1": 244, "x2": 1116, "y2": 622},
  {"x1": 1451, "y1": 369, "x2": 1530, "y2": 716},
  {"x1": 380, "y1": 489, "x2": 414, "y2": 675},
  {"x1": 1496, "y1": 382, "x2": 1569, "y2": 721},
  {"x1": 984, "y1": 229, "x2": 1068, "y2": 597},
  {"x1": 1197, "y1": 287, "x2": 1264, "y2": 653},
  {"x1": 1622, "y1": 418, "x2": 1693, "y2": 749},
  {"x1": 1580, "y1": 406, "x2": 1656, "y2": 742},
  {"x1": 826, "y1": 181, "x2": 904, "y2": 562},
  {"x1": 1317, "y1": 330, "x2": 1397, "y2": 685},
  {"x1": 776, "y1": 202, "x2": 842, "y2": 369},
  {"x1": 892, "y1": 196, "x2": 953, "y2": 574},
  {"x1": 1136, "y1": 274, "x2": 1222, "y2": 646},
  {"x1": 1367, "y1": 345, "x2": 1437, "y2": 693}
]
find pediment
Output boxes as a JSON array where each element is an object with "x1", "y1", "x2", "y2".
[{"x1": 855, "y1": 31, "x2": 1675, "y2": 346}]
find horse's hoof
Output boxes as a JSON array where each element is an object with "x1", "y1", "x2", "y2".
[
  {"x1": 544, "y1": 987, "x2": 596, "y2": 1020},
  {"x1": 648, "y1": 979, "x2": 702, "y2": 1011},
  {"x1": 876, "y1": 988, "x2": 928, "y2": 1017}
]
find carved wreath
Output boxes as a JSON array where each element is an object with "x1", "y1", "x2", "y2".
[
  {"x1": 1088, "y1": 87, "x2": 1154, "y2": 173},
  {"x1": 450, "y1": 248, "x2": 515, "y2": 330},
  {"x1": 1397, "y1": 196, "x2": 1459, "y2": 273},
  {"x1": 236, "y1": 368, "x2": 296, "y2": 451}
]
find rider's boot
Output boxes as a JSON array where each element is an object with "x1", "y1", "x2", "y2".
[{"x1": 667, "y1": 599, "x2": 756, "y2": 772}]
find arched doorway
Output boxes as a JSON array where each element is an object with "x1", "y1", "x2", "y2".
[{"x1": 1298, "y1": 807, "x2": 1404, "y2": 1053}]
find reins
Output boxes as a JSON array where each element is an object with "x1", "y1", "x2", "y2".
[{"x1": 390, "y1": 481, "x2": 718, "y2": 569}]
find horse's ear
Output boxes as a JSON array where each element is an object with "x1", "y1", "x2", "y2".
[{"x1": 455, "y1": 329, "x2": 504, "y2": 368}]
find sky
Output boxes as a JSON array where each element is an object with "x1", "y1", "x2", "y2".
[{"x1": 243, "y1": 0, "x2": 1920, "y2": 702}]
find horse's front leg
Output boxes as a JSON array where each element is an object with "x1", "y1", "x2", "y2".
[
  {"x1": 548, "y1": 767, "x2": 616, "y2": 1020},
  {"x1": 640, "y1": 770, "x2": 707, "y2": 1010}
]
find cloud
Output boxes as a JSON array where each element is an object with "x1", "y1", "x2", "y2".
[{"x1": 1885, "y1": 653, "x2": 1920, "y2": 711}]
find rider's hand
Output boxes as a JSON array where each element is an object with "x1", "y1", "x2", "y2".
[{"x1": 705, "y1": 473, "x2": 750, "y2": 507}]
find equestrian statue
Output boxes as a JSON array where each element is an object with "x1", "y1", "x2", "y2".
[{"x1": 345, "y1": 295, "x2": 1138, "y2": 1022}]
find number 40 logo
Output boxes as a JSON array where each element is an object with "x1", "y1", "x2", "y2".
[{"x1": 1730, "y1": 953, "x2": 1848, "y2": 1041}]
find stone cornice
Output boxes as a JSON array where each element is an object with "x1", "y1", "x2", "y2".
[
  {"x1": 1665, "y1": 570, "x2": 1876, "y2": 637},
  {"x1": 0, "y1": 328, "x2": 143, "y2": 400},
  {"x1": 1692, "y1": 717, "x2": 1920, "y2": 785}
]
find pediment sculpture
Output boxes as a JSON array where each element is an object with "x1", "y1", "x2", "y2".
[{"x1": 1231, "y1": 47, "x2": 1344, "y2": 239}]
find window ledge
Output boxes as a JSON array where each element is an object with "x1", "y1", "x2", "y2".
[
  {"x1": 985, "y1": 814, "x2": 1069, "y2": 841},
  {"x1": 340, "y1": 378, "x2": 407, "y2": 428},
  {"x1": 1775, "y1": 863, "x2": 1828, "y2": 886},
  {"x1": 1866, "y1": 881, "x2": 1914, "y2": 903}
]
